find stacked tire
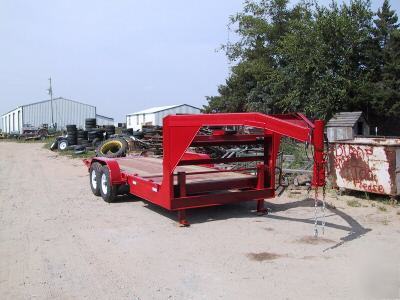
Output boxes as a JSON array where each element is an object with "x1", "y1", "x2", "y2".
[
  {"x1": 85, "y1": 118, "x2": 97, "y2": 131},
  {"x1": 66, "y1": 125, "x2": 77, "y2": 146},
  {"x1": 122, "y1": 128, "x2": 134, "y2": 136},
  {"x1": 104, "y1": 125, "x2": 115, "y2": 137},
  {"x1": 77, "y1": 130, "x2": 90, "y2": 146},
  {"x1": 88, "y1": 130, "x2": 103, "y2": 145}
]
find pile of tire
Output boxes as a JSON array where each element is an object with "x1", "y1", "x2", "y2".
[
  {"x1": 104, "y1": 125, "x2": 115, "y2": 137},
  {"x1": 66, "y1": 125, "x2": 77, "y2": 145},
  {"x1": 85, "y1": 118, "x2": 97, "y2": 131},
  {"x1": 87, "y1": 130, "x2": 104, "y2": 147},
  {"x1": 122, "y1": 128, "x2": 134, "y2": 135},
  {"x1": 77, "y1": 130, "x2": 90, "y2": 146}
]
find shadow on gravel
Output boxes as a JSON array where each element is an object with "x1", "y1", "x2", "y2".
[
  {"x1": 266, "y1": 198, "x2": 371, "y2": 251},
  {"x1": 111, "y1": 194, "x2": 140, "y2": 203},
  {"x1": 112, "y1": 195, "x2": 371, "y2": 250}
]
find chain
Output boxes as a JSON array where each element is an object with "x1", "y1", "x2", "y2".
[
  {"x1": 321, "y1": 182, "x2": 326, "y2": 235},
  {"x1": 314, "y1": 155, "x2": 328, "y2": 237},
  {"x1": 314, "y1": 185, "x2": 319, "y2": 237}
]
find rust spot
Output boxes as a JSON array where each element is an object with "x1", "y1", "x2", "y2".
[
  {"x1": 296, "y1": 236, "x2": 335, "y2": 245},
  {"x1": 247, "y1": 252, "x2": 282, "y2": 261},
  {"x1": 383, "y1": 148, "x2": 396, "y2": 195},
  {"x1": 339, "y1": 153, "x2": 374, "y2": 183}
]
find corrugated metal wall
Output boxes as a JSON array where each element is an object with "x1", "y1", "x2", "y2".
[
  {"x1": 1, "y1": 107, "x2": 23, "y2": 133},
  {"x1": 22, "y1": 98, "x2": 96, "y2": 130},
  {"x1": 96, "y1": 114, "x2": 114, "y2": 126},
  {"x1": 155, "y1": 105, "x2": 200, "y2": 126}
]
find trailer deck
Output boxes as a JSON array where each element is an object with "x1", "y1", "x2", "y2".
[{"x1": 116, "y1": 156, "x2": 254, "y2": 184}]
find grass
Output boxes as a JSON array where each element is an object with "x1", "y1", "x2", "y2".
[
  {"x1": 59, "y1": 149, "x2": 95, "y2": 159},
  {"x1": 347, "y1": 199, "x2": 361, "y2": 207},
  {"x1": 42, "y1": 137, "x2": 96, "y2": 159},
  {"x1": 279, "y1": 138, "x2": 309, "y2": 169},
  {"x1": 378, "y1": 206, "x2": 387, "y2": 212}
]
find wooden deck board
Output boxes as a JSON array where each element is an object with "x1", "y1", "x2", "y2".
[{"x1": 116, "y1": 156, "x2": 255, "y2": 184}]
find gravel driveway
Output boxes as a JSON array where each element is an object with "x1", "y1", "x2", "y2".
[{"x1": 0, "y1": 142, "x2": 399, "y2": 299}]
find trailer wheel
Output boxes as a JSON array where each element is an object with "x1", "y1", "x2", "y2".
[
  {"x1": 89, "y1": 162, "x2": 102, "y2": 196},
  {"x1": 99, "y1": 165, "x2": 117, "y2": 203}
]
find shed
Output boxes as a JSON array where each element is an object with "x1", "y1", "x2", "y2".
[
  {"x1": 126, "y1": 104, "x2": 201, "y2": 131},
  {"x1": 326, "y1": 111, "x2": 369, "y2": 142}
]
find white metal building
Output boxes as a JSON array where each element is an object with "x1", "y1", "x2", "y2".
[
  {"x1": 96, "y1": 114, "x2": 114, "y2": 126},
  {"x1": 126, "y1": 104, "x2": 201, "y2": 131},
  {"x1": 1, "y1": 97, "x2": 114, "y2": 133}
]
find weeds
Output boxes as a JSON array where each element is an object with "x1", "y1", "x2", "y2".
[
  {"x1": 347, "y1": 199, "x2": 361, "y2": 207},
  {"x1": 378, "y1": 206, "x2": 387, "y2": 212}
]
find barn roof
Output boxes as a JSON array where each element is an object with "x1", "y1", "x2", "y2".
[
  {"x1": 326, "y1": 111, "x2": 365, "y2": 127},
  {"x1": 127, "y1": 104, "x2": 200, "y2": 116}
]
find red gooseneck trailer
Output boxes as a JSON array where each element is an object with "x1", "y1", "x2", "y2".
[{"x1": 84, "y1": 113, "x2": 325, "y2": 225}]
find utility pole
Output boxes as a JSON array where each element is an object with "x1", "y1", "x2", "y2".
[{"x1": 48, "y1": 77, "x2": 54, "y2": 128}]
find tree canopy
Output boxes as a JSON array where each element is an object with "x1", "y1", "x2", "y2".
[{"x1": 204, "y1": 0, "x2": 400, "y2": 134}]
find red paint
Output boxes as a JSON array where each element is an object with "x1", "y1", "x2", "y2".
[{"x1": 84, "y1": 113, "x2": 325, "y2": 224}]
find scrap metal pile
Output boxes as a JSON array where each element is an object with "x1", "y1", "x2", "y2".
[{"x1": 51, "y1": 122, "x2": 314, "y2": 188}]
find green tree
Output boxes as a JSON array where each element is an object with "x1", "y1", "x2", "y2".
[
  {"x1": 204, "y1": 0, "x2": 295, "y2": 113},
  {"x1": 205, "y1": 0, "x2": 400, "y2": 135},
  {"x1": 368, "y1": 0, "x2": 400, "y2": 133}
]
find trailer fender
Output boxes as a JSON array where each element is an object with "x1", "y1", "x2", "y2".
[{"x1": 88, "y1": 158, "x2": 125, "y2": 185}]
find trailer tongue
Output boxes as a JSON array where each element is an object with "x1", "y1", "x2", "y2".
[{"x1": 84, "y1": 113, "x2": 326, "y2": 227}]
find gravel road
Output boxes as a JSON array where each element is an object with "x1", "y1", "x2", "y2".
[{"x1": 0, "y1": 142, "x2": 399, "y2": 299}]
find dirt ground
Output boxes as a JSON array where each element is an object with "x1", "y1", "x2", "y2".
[{"x1": 0, "y1": 142, "x2": 399, "y2": 299}]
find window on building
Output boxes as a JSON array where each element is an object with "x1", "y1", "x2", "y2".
[{"x1": 136, "y1": 115, "x2": 139, "y2": 125}]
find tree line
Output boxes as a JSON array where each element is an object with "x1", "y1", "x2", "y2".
[{"x1": 204, "y1": 0, "x2": 400, "y2": 135}]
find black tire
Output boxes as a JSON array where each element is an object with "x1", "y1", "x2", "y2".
[
  {"x1": 99, "y1": 166, "x2": 117, "y2": 203},
  {"x1": 85, "y1": 118, "x2": 96, "y2": 125},
  {"x1": 92, "y1": 137, "x2": 103, "y2": 148},
  {"x1": 66, "y1": 124, "x2": 77, "y2": 130},
  {"x1": 96, "y1": 138, "x2": 128, "y2": 158},
  {"x1": 122, "y1": 128, "x2": 134, "y2": 135},
  {"x1": 67, "y1": 138, "x2": 77, "y2": 146},
  {"x1": 89, "y1": 162, "x2": 102, "y2": 196},
  {"x1": 58, "y1": 139, "x2": 68, "y2": 151},
  {"x1": 77, "y1": 130, "x2": 88, "y2": 138},
  {"x1": 131, "y1": 131, "x2": 144, "y2": 139}
]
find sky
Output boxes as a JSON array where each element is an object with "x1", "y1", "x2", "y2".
[{"x1": 1, "y1": 0, "x2": 399, "y2": 122}]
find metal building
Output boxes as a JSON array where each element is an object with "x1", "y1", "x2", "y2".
[
  {"x1": 326, "y1": 111, "x2": 369, "y2": 142},
  {"x1": 96, "y1": 114, "x2": 114, "y2": 126},
  {"x1": 126, "y1": 104, "x2": 201, "y2": 131},
  {"x1": 1, "y1": 97, "x2": 113, "y2": 133}
]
